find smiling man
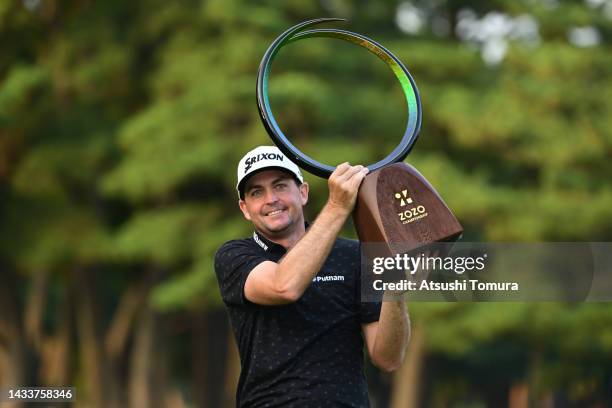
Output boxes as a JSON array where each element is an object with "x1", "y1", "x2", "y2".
[{"x1": 214, "y1": 146, "x2": 410, "y2": 407}]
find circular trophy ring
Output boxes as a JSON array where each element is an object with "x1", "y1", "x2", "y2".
[{"x1": 256, "y1": 18, "x2": 422, "y2": 178}]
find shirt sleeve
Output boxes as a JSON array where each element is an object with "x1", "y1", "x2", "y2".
[
  {"x1": 214, "y1": 240, "x2": 268, "y2": 306},
  {"x1": 355, "y1": 241, "x2": 382, "y2": 323},
  {"x1": 359, "y1": 298, "x2": 381, "y2": 323}
]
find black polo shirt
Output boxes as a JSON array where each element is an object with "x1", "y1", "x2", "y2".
[{"x1": 214, "y1": 229, "x2": 381, "y2": 408}]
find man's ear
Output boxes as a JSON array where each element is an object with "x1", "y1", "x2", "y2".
[
  {"x1": 238, "y1": 199, "x2": 252, "y2": 221},
  {"x1": 299, "y1": 182, "x2": 309, "y2": 206}
]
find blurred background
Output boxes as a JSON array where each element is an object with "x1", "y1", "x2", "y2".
[{"x1": 1, "y1": 0, "x2": 612, "y2": 407}]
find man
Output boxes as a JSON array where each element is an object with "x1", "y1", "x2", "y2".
[{"x1": 214, "y1": 146, "x2": 410, "y2": 407}]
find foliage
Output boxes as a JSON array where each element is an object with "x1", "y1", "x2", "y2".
[{"x1": 1, "y1": 0, "x2": 611, "y2": 404}]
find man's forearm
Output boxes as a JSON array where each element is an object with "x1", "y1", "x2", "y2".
[
  {"x1": 273, "y1": 203, "x2": 349, "y2": 297},
  {"x1": 373, "y1": 300, "x2": 410, "y2": 371}
]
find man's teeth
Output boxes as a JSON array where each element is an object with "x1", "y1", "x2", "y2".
[{"x1": 267, "y1": 210, "x2": 283, "y2": 216}]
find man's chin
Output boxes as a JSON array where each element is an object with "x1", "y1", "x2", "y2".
[
  {"x1": 261, "y1": 218, "x2": 294, "y2": 235},
  {"x1": 264, "y1": 222, "x2": 291, "y2": 234}
]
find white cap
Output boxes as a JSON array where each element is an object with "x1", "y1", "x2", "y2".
[{"x1": 236, "y1": 146, "x2": 304, "y2": 198}]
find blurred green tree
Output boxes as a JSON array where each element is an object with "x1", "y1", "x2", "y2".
[{"x1": 1, "y1": 0, "x2": 611, "y2": 406}]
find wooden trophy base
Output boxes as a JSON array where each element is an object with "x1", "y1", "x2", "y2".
[{"x1": 354, "y1": 163, "x2": 463, "y2": 255}]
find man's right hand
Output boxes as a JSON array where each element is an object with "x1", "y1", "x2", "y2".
[{"x1": 326, "y1": 162, "x2": 369, "y2": 215}]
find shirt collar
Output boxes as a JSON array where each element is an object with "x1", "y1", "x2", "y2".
[
  {"x1": 252, "y1": 222, "x2": 310, "y2": 253},
  {"x1": 252, "y1": 230, "x2": 275, "y2": 252}
]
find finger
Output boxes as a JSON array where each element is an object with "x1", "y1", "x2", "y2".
[
  {"x1": 336, "y1": 165, "x2": 365, "y2": 184},
  {"x1": 347, "y1": 167, "x2": 368, "y2": 190},
  {"x1": 347, "y1": 166, "x2": 369, "y2": 182},
  {"x1": 331, "y1": 162, "x2": 351, "y2": 179},
  {"x1": 343, "y1": 170, "x2": 367, "y2": 195}
]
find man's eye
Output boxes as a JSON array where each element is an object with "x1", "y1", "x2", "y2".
[
  {"x1": 275, "y1": 183, "x2": 287, "y2": 190},
  {"x1": 250, "y1": 190, "x2": 262, "y2": 197}
]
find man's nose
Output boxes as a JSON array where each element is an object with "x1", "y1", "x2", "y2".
[{"x1": 263, "y1": 188, "x2": 279, "y2": 204}]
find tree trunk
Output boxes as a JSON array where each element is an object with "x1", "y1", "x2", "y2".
[
  {"x1": 0, "y1": 345, "x2": 24, "y2": 408},
  {"x1": 106, "y1": 280, "x2": 149, "y2": 360},
  {"x1": 39, "y1": 284, "x2": 72, "y2": 386},
  {"x1": 75, "y1": 267, "x2": 120, "y2": 408},
  {"x1": 509, "y1": 381, "x2": 529, "y2": 408},
  {"x1": 24, "y1": 269, "x2": 49, "y2": 352},
  {"x1": 192, "y1": 309, "x2": 235, "y2": 408},
  {"x1": 192, "y1": 310, "x2": 208, "y2": 408},
  {"x1": 0, "y1": 267, "x2": 26, "y2": 408},
  {"x1": 224, "y1": 323, "x2": 240, "y2": 408},
  {"x1": 390, "y1": 323, "x2": 425, "y2": 408},
  {"x1": 528, "y1": 348, "x2": 543, "y2": 407},
  {"x1": 128, "y1": 289, "x2": 166, "y2": 408}
]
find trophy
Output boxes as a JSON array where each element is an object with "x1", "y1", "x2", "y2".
[{"x1": 256, "y1": 18, "x2": 462, "y2": 255}]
